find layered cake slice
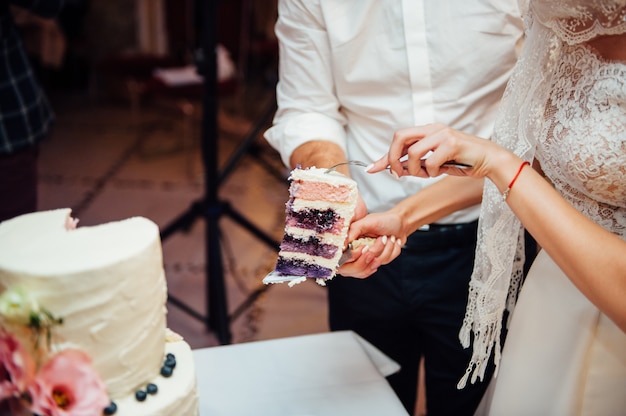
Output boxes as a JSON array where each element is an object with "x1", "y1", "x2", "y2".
[{"x1": 264, "y1": 166, "x2": 358, "y2": 286}]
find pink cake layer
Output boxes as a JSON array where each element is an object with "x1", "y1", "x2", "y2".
[{"x1": 290, "y1": 180, "x2": 355, "y2": 203}]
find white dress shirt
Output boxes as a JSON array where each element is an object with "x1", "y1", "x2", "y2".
[{"x1": 264, "y1": 0, "x2": 523, "y2": 223}]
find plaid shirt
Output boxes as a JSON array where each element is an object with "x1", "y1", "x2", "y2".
[{"x1": 0, "y1": 0, "x2": 64, "y2": 155}]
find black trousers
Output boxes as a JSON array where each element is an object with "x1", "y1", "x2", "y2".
[{"x1": 328, "y1": 220, "x2": 495, "y2": 416}]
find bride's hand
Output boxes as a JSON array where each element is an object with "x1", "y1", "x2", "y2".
[
  {"x1": 338, "y1": 211, "x2": 404, "y2": 279},
  {"x1": 367, "y1": 123, "x2": 498, "y2": 180}
]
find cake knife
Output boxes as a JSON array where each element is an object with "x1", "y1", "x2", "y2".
[{"x1": 325, "y1": 158, "x2": 472, "y2": 174}]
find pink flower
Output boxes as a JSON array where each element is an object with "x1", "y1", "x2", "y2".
[
  {"x1": 27, "y1": 349, "x2": 109, "y2": 416},
  {"x1": 0, "y1": 330, "x2": 35, "y2": 401}
]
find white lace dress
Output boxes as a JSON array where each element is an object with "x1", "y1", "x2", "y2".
[{"x1": 471, "y1": 1, "x2": 626, "y2": 414}]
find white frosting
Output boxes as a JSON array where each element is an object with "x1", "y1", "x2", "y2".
[
  {"x1": 284, "y1": 226, "x2": 346, "y2": 245},
  {"x1": 289, "y1": 166, "x2": 357, "y2": 187},
  {"x1": 114, "y1": 340, "x2": 198, "y2": 416},
  {"x1": 290, "y1": 198, "x2": 356, "y2": 215},
  {"x1": 0, "y1": 209, "x2": 198, "y2": 415}
]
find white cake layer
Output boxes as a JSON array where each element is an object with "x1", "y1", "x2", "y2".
[
  {"x1": 289, "y1": 166, "x2": 357, "y2": 187},
  {"x1": 284, "y1": 227, "x2": 317, "y2": 238},
  {"x1": 115, "y1": 340, "x2": 198, "y2": 416},
  {"x1": 290, "y1": 198, "x2": 356, "y2": 216},
  {"x1": 284, "y1": 226, "x2": 346, "y2": 245},
  {"x1": 0, "y1": 209, "x2": 174, "y2": 403}
]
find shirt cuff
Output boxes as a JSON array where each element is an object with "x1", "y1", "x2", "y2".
[{"x1": 265, "y1": 113, "x2": 347, "y2": 168}]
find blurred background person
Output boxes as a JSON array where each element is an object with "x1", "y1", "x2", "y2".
[{"x1": 0, "y1": 0, "x2": 64, "y2": 222}]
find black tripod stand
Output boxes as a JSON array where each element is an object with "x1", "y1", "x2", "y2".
[{"x1": 160, "y1": 0, "x2": 280, "y2": 345}]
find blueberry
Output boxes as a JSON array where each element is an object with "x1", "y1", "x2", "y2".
[
  {"x1": 166, "y1": 353, "x2": 175, "y2": 360},
  {"x1": 164, "y1": 356, "x2": 176, "y2": 368},
  {"x1": 103, "y1": 402, "x2": 118, "y2": 415},
  {"x1": 147, "y1": 383, "x2": 158, "y2": 394},
  {"x1": 161, "y1": 365, "x2": 173, "y2": 377},
  {"x1": 135, "y1": 390, "x2": 147, "y2": 401}
]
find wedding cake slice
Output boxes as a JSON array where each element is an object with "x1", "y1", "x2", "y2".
[{"x1": 264, "y1": 167, "x2": 359, "y2": 286}]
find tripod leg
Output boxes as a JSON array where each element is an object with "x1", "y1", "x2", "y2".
[
  {"x1": 206, "y1": 202, "x2": 231, "y2": 344},
  {"x1": 198, "y1": 0, "x2": 232, "y2": 345},
  {"x1": 224, "y1": 202, "x2": 280, "y2": 251}
]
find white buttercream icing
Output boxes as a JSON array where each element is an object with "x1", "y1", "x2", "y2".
[
  {"x1": 113, "y1": 340, "x2": 198, "y2": 416},
  {"x1": 0, "y1": 209, "x2": 198, "y2": 415},
  {"x1": 289, "y1": 166, "x2": 357, "y2": 187}
]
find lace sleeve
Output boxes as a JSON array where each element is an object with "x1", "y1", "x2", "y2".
[{"x1": 533, "y1": 0, "x2": 626, "y2": 44}]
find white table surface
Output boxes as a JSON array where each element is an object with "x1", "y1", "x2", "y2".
[{"x1": 192, "y1": 330, "x2": 409, "y2": 416}]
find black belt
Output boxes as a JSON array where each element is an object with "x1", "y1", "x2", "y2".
[{"x1": 403, "y1": 220, "x2": 479, "y2": 252}]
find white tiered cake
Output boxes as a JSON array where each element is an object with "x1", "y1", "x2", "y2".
[{"x1": 0, "y1": 209, "x2": 198, "y2": 416}]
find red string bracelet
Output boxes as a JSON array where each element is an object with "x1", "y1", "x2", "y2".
[{"x1": 502, "y1": 161, "x2": 530, "y2": 201}]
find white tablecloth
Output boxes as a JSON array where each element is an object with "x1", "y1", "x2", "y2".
[{"x1": 192, "y1": 330, "x2": 409, "y2": 416}]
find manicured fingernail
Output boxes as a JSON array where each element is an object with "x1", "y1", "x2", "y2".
[
  {"x1": 397, "y1": 238, "x2": 403, "y2": 246},
  {"x1": 390, "y1": 235, "x2": 396, "y2": 244},
  {"x1": 365, "y1": 163, "x2": 374, "y2": 172},
  {"x1": 362, "y1": 245, "x2": 369, "y2": 254},
  {"x1": 382, "y1": 235, "x2": 388, "y2": 244},
  {"x1": 389, "y1": 169, "x2": 400, "y2": 180}
]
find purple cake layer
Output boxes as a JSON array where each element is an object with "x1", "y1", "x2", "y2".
[
  {"x1": 284, "y1": 204, "x2": 344, "y2": 234},
  {"x1": 275, "y1": 257, "x2": 333, "y2": 279},
  {"x1": 279, "y1": 234, "x2": 338, "y2": 259}
]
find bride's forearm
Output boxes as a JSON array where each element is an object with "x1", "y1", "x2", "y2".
[
  {"x1": 492, "y1": 158, "x2": 626, "y2": 332},
  {"x1": 387, "y1": 175, "x2": 483, "y2": 236}
]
